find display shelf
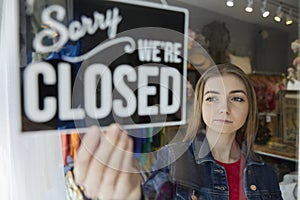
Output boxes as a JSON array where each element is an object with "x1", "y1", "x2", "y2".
[
  {"x1": 254, "y1": 144, "x2": 298, "y2": 162},
  {"x1": 258, "y1": 112, "x2": 277, "y2": 117}
]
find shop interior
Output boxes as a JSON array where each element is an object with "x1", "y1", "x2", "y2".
[
  {"x1": 20, "y1": 0, "x2": 299, "y2": 199},
  {"x1": 169, "y1": 0, "x2": 299, "y2": 198},
  {"x1": 161, "y1": 0, "x2": 300, "y2": 199},
  {"x1": 161, "y1": 1, "x2": 299, "y2": 199}
]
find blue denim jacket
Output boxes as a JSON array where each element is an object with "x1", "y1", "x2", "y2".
[{"x1": 142, "y1": 135, "x2": 283, "y2": 200}]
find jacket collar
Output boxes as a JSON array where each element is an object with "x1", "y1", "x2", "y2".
[{"x1": 192, "y1": 133, "x2": 264, "y2": 166}]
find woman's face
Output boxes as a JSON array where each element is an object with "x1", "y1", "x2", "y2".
[{"x1": 202, "y1": 74, "x2": 249, "y2": 135}]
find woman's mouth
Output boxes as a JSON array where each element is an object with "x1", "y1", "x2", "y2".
[{"x1": 214, "y1": 119, "x2": 233, "y2": 123}]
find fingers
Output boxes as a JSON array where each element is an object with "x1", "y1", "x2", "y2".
[
  {"x1": 74, "y1": 125, "x2": 101, "y2": 184},
  {"x1": 79, "y1": 124, "x2": 124, "y2": 198},
  {"x1": 74, "y1": 124, "x2": 140, "y2": 199},
  {"x1": 113, "y1": 140, "x2": 141, "y2": 199},
  {"x1": 113, "y1": 173, "x2": 141, "y2": 200},
  {"x1": 81, "y1": 142, "x2": 105, "y2": 197},
  {"x1": 97, "y1": 127, "x2": 134, "y2": 198},
  {"x1": 106, "y1": 128, "x2": 132, "y2": 170}
]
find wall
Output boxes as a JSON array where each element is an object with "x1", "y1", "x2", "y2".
[{"x1": 254, "y1": 26, "x2": 290, "y2": 74}]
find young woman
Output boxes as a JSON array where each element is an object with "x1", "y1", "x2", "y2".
[{"x1": 74, "y1": 63, "x2": 282, "y2": 200}]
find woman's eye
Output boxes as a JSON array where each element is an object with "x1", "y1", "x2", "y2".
[
  {"x1": 205, "y1": 97, "x2": 218, "y2": 102},
  {"x1": 231, "y1": 97, "x2": 245, "y2": 102}
]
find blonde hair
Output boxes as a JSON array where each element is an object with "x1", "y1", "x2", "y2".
[{"x1": 185, "y1": 63, "x2": 258, "y2": 159}]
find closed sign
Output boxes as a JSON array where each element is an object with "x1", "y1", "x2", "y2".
[{"x1": 19, "y1": 0, "x2": 188, "y2": 133}]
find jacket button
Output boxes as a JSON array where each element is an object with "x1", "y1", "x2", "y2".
[
  {"x1": 214, "y1": 186, "x2": 226, "y2": 191},
  {"x1": 191, "y1": 190, "x2": 197, "y2": 200},
  {"x1": 214, "y1": 169, "x2": 224, "y2": 173},
  {"x1": 250, "y1": 184, "x2": 257, "y2": 191}
]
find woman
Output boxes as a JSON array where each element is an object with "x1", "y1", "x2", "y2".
[{"x1": 74, "y1": 63, "x2": 282, "y2": 200}]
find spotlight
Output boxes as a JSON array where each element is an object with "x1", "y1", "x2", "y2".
[
  {"x1": 274, "y1": 4, "x2": 283, "y2": 22},
  {"x1": 286, "y1": 9, "x2": 293, "y2": 25},
  {"x1": 262, "y1": 10, "x2": 270, "y2": 17},
  {"x1": 226, "y1": 0, "x2": 234, "y2": 7},
  {"x1": 245, "y1": 0, "x2": 254, "y2": 13},
  {"x1": 261, "y1": 0, "x2": 270, "y2": 18}
]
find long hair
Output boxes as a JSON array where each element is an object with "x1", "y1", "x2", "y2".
[{"x1": 184, "y1": 63, "x2": 258, "y2": 160}]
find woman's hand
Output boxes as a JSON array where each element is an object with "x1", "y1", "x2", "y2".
[{"x1": 73, "y1": 124, "x2": 141, "y2": 200}]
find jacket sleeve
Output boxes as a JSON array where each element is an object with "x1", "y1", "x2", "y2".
[{"x1": 141, "y1": 145, "x2": 175, "y2": 200}]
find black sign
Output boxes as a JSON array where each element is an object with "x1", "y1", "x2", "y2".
[{"x1": 19, "y1": 0, "x2": 188, "y2": 133}]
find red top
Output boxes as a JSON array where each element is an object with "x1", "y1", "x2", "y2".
[{"x1": 216, "y1": 156, "x2": 247, "y2": 200}]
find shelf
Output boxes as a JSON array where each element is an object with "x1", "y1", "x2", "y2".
[
  {"x1": 258, "y1": 112, "x2": 277, "y2": 117},
  {"x1": 254, "y1": 144, "x2": 298, "y2": 162}
]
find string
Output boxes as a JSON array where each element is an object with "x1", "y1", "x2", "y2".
[{"x1": 160, "y1": 0, "x2": 168, "y2": 6}]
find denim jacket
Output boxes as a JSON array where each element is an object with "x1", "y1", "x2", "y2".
[{"x1": 142, "y1": 135, "x2": 283, "y2": 200}]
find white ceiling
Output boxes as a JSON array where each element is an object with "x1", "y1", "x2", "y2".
[{"x1": 173, "y1": 0, "x2": 298, "y2": 32}]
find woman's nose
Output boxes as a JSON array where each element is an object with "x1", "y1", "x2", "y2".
[{"x1": 219, "y1": 100, "x2": 231, "y2": 114}]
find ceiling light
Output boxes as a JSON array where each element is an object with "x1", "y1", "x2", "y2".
[
  {"x1": 286, "y1": 9, "x2": 293, "y2": 25},
  {"x1": 245, "y1": 0, "x2": 254, "y2": 13},
  {"x1": 274, "y1": 4, "x2": 283, "y2": 22},
  {"x1": 226, "y1": 0, "x2": 234, "y2": 7},
  {"x1": 262, "y1": 10, "x2": 270, "y2": 17},
  {"x1": 261, "y1": 0, "x2": 270, "y2": 18}
]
